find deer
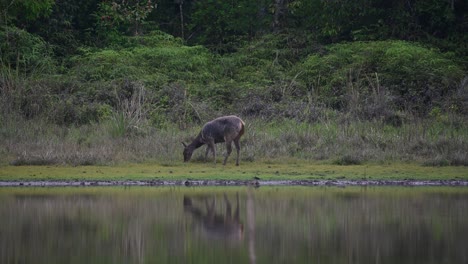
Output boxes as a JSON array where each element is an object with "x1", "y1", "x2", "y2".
[{"x1": 182, "y1": 115, "x2": 245, "y2": 166}]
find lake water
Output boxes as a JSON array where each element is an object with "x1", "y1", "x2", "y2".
[{"x1": 1, "y1": 186, "x2": 467, "y2": 264}]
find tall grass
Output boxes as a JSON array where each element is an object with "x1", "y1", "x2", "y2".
[
  {"x1": 1, "y1": 114, "x2": 466, "y2": 166},
  {"x1": 241, "y1": 116, "x2": 468, "y2": 165}
]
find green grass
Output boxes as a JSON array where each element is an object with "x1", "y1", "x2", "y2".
[
  {"x1": 1, "y1": 115, "x2": 467, "y2": 173},
  {"x1": 1, "y1": 161, "x2": 467, "y2": 182}
]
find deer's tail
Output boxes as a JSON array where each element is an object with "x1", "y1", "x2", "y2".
[{"x1": 238, "y1": 120, "x2": 245, "y2": 138}]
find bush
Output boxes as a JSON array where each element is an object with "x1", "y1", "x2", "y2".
[
  {"x1": 0, "y1": 26, "x2": 56, "y2": 75},
  {"x1": 0, "y1": 27, "x2": 57, "y2": 116},
  {"x1": 298, "y1": 40, "x2": 464, "y2": 115},
  {"x1": 333, "y1": 154, "x2": 364, "y2": 166},
  {"x1": 70, "y1": 31, "x2": 216, "y2": 85}
]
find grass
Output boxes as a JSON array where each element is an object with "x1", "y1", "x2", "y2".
[
  {"x1": 1, "y1": 114, "x2": 467, "y2": 183},
  {"x1": 1, "y1": 161, "x2": 467, "y2": 182}
]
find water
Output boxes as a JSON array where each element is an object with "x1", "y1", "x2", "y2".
[{"x1": 1, "y1": 186, "x2": 467, "y2": 264}]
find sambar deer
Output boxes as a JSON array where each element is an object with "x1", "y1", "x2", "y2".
[{"x1": 182, "y1": 115, "x2": 245, "y2": 166}]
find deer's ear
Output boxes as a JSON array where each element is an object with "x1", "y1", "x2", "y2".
[{"x1": 182, "y1": 142, "x2": 187, "y2": 148}]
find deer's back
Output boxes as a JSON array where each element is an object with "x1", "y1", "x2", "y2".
[{"x1": 202, "y1": 116, "x2": 244, "y2": 143}]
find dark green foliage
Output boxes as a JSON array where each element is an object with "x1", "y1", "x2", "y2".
[
  {"x1": 299, "y1": 41, "x2": 464, "y2": 115},
  {"x1": 188, "y1": 0, "x2": 270, "y2": 49},
  {"x1": 2, "y1": 28, "x2": 465, "y2": 128},
  {"x1": 70, "y1": 31, "x2": 215, "y2": 84},
  {"x1": 0, "y1": 1, "x2": 467, "y2": 168},
  {"x1": 288, "y1": 1, "x2": 468, "y2": 54},
  {"x1": 0, "y1": 26, "x2": 55, "y2": 74},
  {"x1": 0, "y1": 0, "x2": 55, "y2": 23},
  {"x1": 31, "y1": 0, "x2": 99, "y2": 57}
]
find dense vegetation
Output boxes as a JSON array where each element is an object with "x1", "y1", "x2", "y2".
[{"x1": 1, "y1": 0, "x2": 467, "y2": 166}]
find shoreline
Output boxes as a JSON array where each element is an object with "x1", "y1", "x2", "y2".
[{"x1": 1, "y1": 179, "x2": 468, "y2": 187}]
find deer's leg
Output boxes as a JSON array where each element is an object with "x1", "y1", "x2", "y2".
[
  {"x1": 206, "y1": 139, "x2": 216, "y2": 164},
  {"x1": 204, "y1": 146, "x2": 210, "y2": 161},
  {"x1": 234, "y1": 139, "x2": 241, "y2": 166},
  {"x1": 223, "y1": 141, "x2": 232, "y2": 165}
]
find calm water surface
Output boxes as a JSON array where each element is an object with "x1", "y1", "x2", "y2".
[{"x1": 1, "y1": 186, "x2": 467, "y2": 264}]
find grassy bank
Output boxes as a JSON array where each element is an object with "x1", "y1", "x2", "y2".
[
  {"x1": 1, "y1": 115, "x2": 467, "y2": 167},
  {"x1": 1, "y1": 115, "x2": 468, "y2": 182},
  {"x1": 1, "y1": 161, "x2": 468, "y2": 182}
]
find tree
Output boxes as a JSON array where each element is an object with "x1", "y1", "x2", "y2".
[
  {"x1": 0, "y1": 0, "x2": 55, "y2": 25},
  {"x1": 189, "y1": 0, "x2": 270, "y2": 48},
  {"x1": 96, "y1": 0, "x2": 157, "y2": 36},
  {"x1": 272, "y1": 0, "x2": 286, "y2": 31}
]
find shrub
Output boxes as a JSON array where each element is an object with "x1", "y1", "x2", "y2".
[
  {"x1": 0, "y1": 26, "x2": 56, "y2": 75},
  {"x1": 70, "y1": 31, "x2": 216, "y2": 85},
  {"x1": 333, "y1": 154, "x2": 363, "y2": 166},
  {"x1": 298, "y1": 40, "x2": 464, "y2": 115}
]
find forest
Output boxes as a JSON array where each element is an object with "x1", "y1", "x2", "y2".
[{"x1": 0, "y1": 0, "x2": 467, "y2": 166}]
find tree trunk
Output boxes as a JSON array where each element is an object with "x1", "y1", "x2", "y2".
[
  {"x1": 179, "y1": 2, "x2": 185, "y2": 40},
  {"x1": 273, "y1": 0, "x2": 286, "y2": 31}
]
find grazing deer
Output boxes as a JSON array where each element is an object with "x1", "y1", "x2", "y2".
[{"x1": 182, "y1": 115, "x2": 245, "y2": 166}]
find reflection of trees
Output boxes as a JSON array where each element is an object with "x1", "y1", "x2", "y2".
[
  {"x1": 251, "y1": 189, "x2": 468, "y2": 264},
  {"x1": 123, "y1": 216, "x2": 145, "y2": 263},
  {"x1": 0, "y1": 193, "x2": 185, "y2": 264},
  {"x1": 1, "y1": 188, "x2": 468, "y2": 263},
  {"x1": 246, "y1": 187, "x2": 256, "y2": 264}
]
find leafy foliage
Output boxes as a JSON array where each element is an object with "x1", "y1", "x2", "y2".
[
  {"x1": 96, "y1": 0, "x2": 157, "y2": 36},
  {"x1": 0, "y1": 1, "x2": 467, "y2": 130},
  {"x1": 0, "y1": 26, "x2": 55, "y2": 75},
  {"x1": 299, "y1": 41, "x2": 464, "y2": 114},
  {"x1": 188, "y1": 0, "x2": 270, "y2": 48},
  {"x1": 70, "y1": 31, "x2": 215, "y2": 86},
  {"x1": 0, "y1": 0, "x2": 55, "y2": 24}
]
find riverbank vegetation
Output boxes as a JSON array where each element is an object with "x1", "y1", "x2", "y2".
[{"x1": 1, "y1": 0, "x2": 467, "y2": 168}]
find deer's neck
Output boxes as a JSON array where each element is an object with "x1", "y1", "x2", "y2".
[{"x1": 190, "y1": 133, "x2": 205, "y2": 149}]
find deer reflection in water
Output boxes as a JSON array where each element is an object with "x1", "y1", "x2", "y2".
[{"x1": 183, "y1": 193, "x2": 244, "y2": 242}]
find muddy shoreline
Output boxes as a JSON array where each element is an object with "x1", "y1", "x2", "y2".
[{"x1": 1, "y1": 179, "x2": 468, "y2": 187}]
